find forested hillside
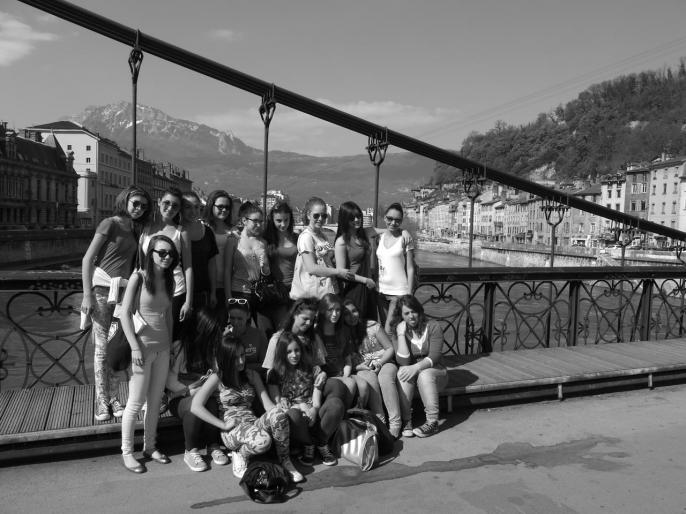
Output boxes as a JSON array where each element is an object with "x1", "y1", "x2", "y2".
[{"x1": 433, "y1": 60, "x2": 686, "y2": 183}]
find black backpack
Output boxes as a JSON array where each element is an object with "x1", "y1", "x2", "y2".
[{"x1": 239, "y1": 461, "x2": 290, "y2": 504}]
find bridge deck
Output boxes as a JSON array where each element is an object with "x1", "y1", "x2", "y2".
[{"x1": 3, "y1": 339, "x2": 686, "y2": 449}]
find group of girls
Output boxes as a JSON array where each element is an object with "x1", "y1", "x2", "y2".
[{"x1": 81, "y1": 184, "x2": 446, "y2": 481}]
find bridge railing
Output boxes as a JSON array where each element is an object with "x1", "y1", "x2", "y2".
[
  {"x1": 2, "y1": 268, "x2": 686, "y2": 391},
  {"x1": 416, "y1": 266, "x2": 686, "y2": 355}
]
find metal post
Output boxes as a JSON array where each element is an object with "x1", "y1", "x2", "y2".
[
  {"x1": 259, "y1": 84, "x2": 276, "y2": 215},
  {"x1": 366, "y1": 129, "x2": 389, "y2": 227},
  {"x1": 541, "y1": 200, "x2": 568, "y2": 267},
  {"x1": 128, "y1": 30, "x2": 143, "y2": 185}
]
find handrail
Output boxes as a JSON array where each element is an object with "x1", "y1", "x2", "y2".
[{"x1": 17, "y1": 0, "x2": 686, "y2": 242}]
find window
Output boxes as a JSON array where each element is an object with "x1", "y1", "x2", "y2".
[
  {"x1": 674, "y1": 182, "x2": 679, "y2": 194},
  {"x1": 86, "y1": 145, "x2": 91, "y2": 151},
  {"x1": 67, "y1": 144, "x2": 72, "y2": 150},
  {"x1": 640, "y1": 200, "x2": 646, "y2": 211},
  {"x1": 615, "y1": 203, "x2": 620, "y2": 211},
  {"x1": 86, "y1": 157, "x2": 91, "y2": 163},
  {"x1": 652, "y1": 185, "x2": 656, "y2": 195},
  {"x1": 608, "y1": 190, "x2": 612, "y2": 198},
  {"x1": 672, "y1": 201, "x2": 677, "y2": 214},
  {"x1": 661, "y1": 202, "x2": 666, "y2": 214},
  {"x1": 631, "y1": 201, "x2": 637, "y2": 211},
  {"x1": 617, "y1": 189, "x2": 621, "y2": 198},
  {"x1": 642, "y1": 183, "x2": 647, "y2": 193},
  {"x1": 606, "y1": 203, "x2": 611, "y2": 209},
  {"x1": 651, "y1": 203, "x2": 655, "y2": 214},
  {"x1": 663, "y1": 183, "x2": 667, "y2": 194},
  {"x1": 632, "y1": 174, "x2": 637, "y2": 183}
]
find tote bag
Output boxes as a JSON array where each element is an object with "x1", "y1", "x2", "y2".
[{"x1": 290, "y1": 230, "x2": 336, "y2": 300}]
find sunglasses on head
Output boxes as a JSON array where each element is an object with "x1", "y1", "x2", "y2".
[
  {"x1": 152, "y1": 249, "x2": 174, "y2": 259},
  {"x1": 129, "y1": 200, "x2": 148, "y2": 210},
  {"x1": 227, "y1": 298, "x2": 249, "y2": 306},
  {"x1": 311, "y1": 213, "x2": 328, "y2": 220}
]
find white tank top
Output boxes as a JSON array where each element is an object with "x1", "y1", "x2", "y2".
[{"x1": 376, "y1": 231, "x2": 411, "y2": 295}]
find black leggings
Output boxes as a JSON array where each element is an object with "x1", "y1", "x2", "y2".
[
  {"x1": 170, "y1": 395, "x2": 221, "y2": 451},
  {"x1": 287, "y1": 378, "x2": 347, "y2": 446}
]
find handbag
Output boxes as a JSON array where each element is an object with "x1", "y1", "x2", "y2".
[
  {"x1": 335, "y1": 417, "x2": 379, "y2": 471},
  {"x1": 251, "y1": 274, "x2": 288, "y2": 307},
  {"x1": 106, "y1": 317, "x2": 131, "y2": 372}
]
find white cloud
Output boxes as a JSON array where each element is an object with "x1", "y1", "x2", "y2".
[
  {"x1": 208, "y1": 28, "x2": 241, "y2": 42},
  {"x1": 0, "y1": 12, "x2": 58, "y2": 67},
  {"x1": 194, "y1": 99, "x2": 460, "y2": 156}
]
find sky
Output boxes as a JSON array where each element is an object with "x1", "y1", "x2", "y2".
[{"x1": 2, "y1": 0, "x2": 686, "y2": 157}]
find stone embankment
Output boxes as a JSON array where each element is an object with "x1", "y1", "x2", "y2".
[
  {"x1": 0, "y1": 229, "x2": 92, "y2": 269},
  {"x1": 416, "y1": 239, "x2": 681, "y2": 267}
]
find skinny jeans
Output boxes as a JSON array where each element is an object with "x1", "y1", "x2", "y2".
[
  {"x1": 355, "y1": 363, "x2": 401, "y2": 428},
  {"x1": 91, "y1": 286, "x2": 121, "y2": 403},
  {"x1": 397, "y1": 365, "x2": 448, "y2": 423},
  {"x1": 121, "y1": 349, "x2": 170, "y2": 454}
]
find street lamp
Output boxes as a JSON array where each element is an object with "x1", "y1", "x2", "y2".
[
  {"x1": 541, "y1": 200, "x2": 569, "y2": 267},
  {"x1": 462, "y1": 168, "x2": 486, "y2": 268}
]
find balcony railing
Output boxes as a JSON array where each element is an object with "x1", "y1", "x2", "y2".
[{"x1": 2, "y1": 268, "x2": 686, "y2": 391}]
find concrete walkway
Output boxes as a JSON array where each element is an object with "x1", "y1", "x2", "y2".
[{"x1": 2, "y1": 384, "x2": 686, "y2": 513}]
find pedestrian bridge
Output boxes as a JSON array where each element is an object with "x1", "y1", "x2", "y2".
[{"x1": 3, "y1": 266, "x2": 686, "y2": 457}]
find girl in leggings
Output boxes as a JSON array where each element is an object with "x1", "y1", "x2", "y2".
[
  {"x1": 119, "y1": 235, "x2": 178, "y2": 473},
  {"x1": 191, "y1": 335, "x2": 303, "y2": 483}
]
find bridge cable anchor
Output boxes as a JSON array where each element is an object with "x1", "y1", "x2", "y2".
[
  {"x1": 128, "y1": 30, "x2": 144, "y2": 184},
  {"x1": 259, "y1": 84, "x2": 277, "y2": 214},
  {"x1": 366, "y1": 127, "x2": 389, "y2": 227}
]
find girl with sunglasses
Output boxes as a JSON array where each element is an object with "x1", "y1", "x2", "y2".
[
  {"x1": 334, "y1": 201, "x2": 379, "y2": 320},
  {"x1": 224, "y1": 201, "x2": 271, "y2": 330},
  {"x1": 376, "y1": 203, "x2": 416, "y2": 334},
  {"x1": 119, "y1": 235, "x2": 179, "y2": 473},
  {"x1": 291, "y1": 196, "x2": 352, "y2": 301},
  {"x1": 81, "y1": 185, "x2": 152, "y2": 422},
  {"x1": 140, "y1": 187, "x2": 193, "y2": 345},
  {"x1": 202, "y1": 190, "x2": 239, "y2": 325}
]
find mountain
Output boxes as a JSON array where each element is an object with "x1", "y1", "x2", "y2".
[
  {"x1": 68, "y1": 102, "x2": 432, "y2": 208},
  {"x1": 433, "y1": 60, "x2": 686, "y2": 183}
]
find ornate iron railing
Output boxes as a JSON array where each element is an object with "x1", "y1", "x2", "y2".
[
  {"x1": 0, "y1": 271, "x2": 91, "y2": 390},
  {"x1": 416, "y1": 266, "x2": 686, "y2": 355},
  {"x1": 2, "y1": 268, "x2": 686, "y2": 390}
]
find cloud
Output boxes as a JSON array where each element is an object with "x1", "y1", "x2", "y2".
[
  {"x1": 208, "y1": 28, "x2": 241, "y2": 42},
  {"x1": 0, "y1": 12, "x2": 58, "y2": 67},
  {"x1": 194, "y1": 99, "x2": 460, "y2": 156}
]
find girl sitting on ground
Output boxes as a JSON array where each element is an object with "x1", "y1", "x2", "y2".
[
  {"x1": 191, "y1": 334, "x2": 304, "y2": 483},
  {"x1": 268, "y1": 331, "x2": 331, "y2": 469},
  {"x1": 119, "y1": 235, "x2": 177, "y2": 473}
]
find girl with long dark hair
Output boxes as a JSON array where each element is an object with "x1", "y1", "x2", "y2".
[
  {"x1": 334, "y1": 201, "x2": 378, "y2": 320},
  {"x1": 191, "y1": 335, "x2": 303, "y2": 482},
  {"x1": 119, "y1": 234, "x2": 178, "y2": 473},
  {"x1": 81, "y1": 185, "x2": 152, "y2": 422}
]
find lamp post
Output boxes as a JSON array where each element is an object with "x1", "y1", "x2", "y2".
[
  {"x1": 541, "y1": 200, "x2": 569, "y2": 267},
  {"x1": 462, "y1": 168, "x2": 486, "y2": 268}
]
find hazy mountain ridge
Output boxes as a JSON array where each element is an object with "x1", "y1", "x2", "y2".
[{"x1": 68, "y1": 101, "x2": 431, "y2": 207}]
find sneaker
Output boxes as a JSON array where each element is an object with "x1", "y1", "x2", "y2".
[
  {"x1": 159, "y1": 392, "x2": 169, "y2": 415},
  {"x1": 110, "y1": 398, "x2": 125, "y2": 418},
  {"x1": 298, "y1": 445, "x2": 315, "y2": 466},
  {"x1": 317, "y1": 444, "x2": 337, "y2": 466},
  {"x1": 231, "y1": 451, "x2": 248, "y2": 478},
  {"x1": 281, "y1": 458, "x2": 304, "y2": 483},
  {"x1": 401, "y1": 421, "x2": 414, "y2": 438},
  {"x1": 184, "y1": 450, "x2": 209, "y2": 472},
  {"x1": 413, "y1": 420, "x2": 439, "y2": 438},
  {"x1": 208, "y1": 445, "x2": 229, "y2": 466},
  {"x1": 95, "y1": 397, "x2": 111, "y2": 421}
]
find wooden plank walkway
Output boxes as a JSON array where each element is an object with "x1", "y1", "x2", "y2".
[{"x1": 3, "y1": 339, "x2": 686, "y2": 449}]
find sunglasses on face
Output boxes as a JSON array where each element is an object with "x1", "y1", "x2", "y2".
[
  {"x1": 152, "y1": 249, "x2": 174, "y2": 259},
  {"x1": 129, "y1": 200, "x2": 148, "y2": 210},
  {"x1": 214, "y1": 203, "x2": 231, "y2": 211},
  {"x1": 161, "y1": 200, "x2": 180, "y2": 209},
  {"x1": 246, "y1": 217, "x2": 263, "y2": 224},
  {"x1": 311, "y1": 213, "x2": 328, "y2": 220},
  {"x1": 385, "y1": 216, "x2": 402, "y2": 224}
]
